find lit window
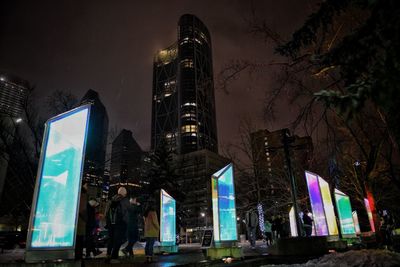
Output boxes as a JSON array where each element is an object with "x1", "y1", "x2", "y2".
[
  {"x1": 181, "y1": 124, "x2": 197, "y2": 133},
  {"x1": 181, "y1": 59, "x2": 193, "y2": 68},
  {"x1": 182, "y1": 102, "x2": 196, "y2": 107}
]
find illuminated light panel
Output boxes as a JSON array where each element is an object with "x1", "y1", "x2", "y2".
[
  {"x1": 364, "y1": 198, "x2": 376, "y2": 232},
  {"x1": 352, "y1": 211, "x2": 361, "y2": 235},
  {"x1": 211, "y1": 164, "x2": 237, "y2": 242},
  {"x1": 305, "y1": 171, "x2": 328, "y2": 236},
  {"x1": 334, "y1": 189, "x2": 356, "y2": 236},
  {"x1": 28, "y1": 105, "x2": 91, "y2": 248},
  {"x1": 289, "y1": 206, "x2": 298, "y2": 237},
  {"x1": 160, "y1": 189, "x2": 176, "y2": 245},
  {"x1": 318, "y1": 176, "x2": 339, "y2": 235}
]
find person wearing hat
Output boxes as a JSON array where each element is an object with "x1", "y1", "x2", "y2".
[{"x1": 105, "y1": 187, "x2": 129, "y2": 263}]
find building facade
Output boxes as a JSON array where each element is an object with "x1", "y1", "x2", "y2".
[
  {"x1": 0, "y1": 73, "x2": 30, "y2": 206},
  {"x1": 250, "y1": 129, "x2": 313, "y2": 212},
  {"x1": 109, "y1": 129, "x2": 143, "y2": 196},
  {"x1": 80, "y1": 89, "x2": 109, "y2": 198},
  {"x1": 175, "y1": 149, "x2": 229, "y2": 229},
  {"x1": 151, "y1": 14, "x2": 218, "y2": 155}
]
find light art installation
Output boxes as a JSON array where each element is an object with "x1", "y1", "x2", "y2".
[
  {"x1": 334, "y1": 189, "x2": 356, "y2": 236},
  {"x1": 318, "y1": 176, "x2": 339, "y2": 235},
  {"x1": 257, "y1": 203, "x2": 265, "y2": 235},
  {"x1": 160, "y1": 189, "x2": 176, "y2": 245},
  {"x1": 352, "y1": 211, "x2": 361, "y2": 235},
  {"x1": 26, "y1": 105, "x2": 91, "y2": 261},
  {"x1": 289, "y1": 206, "x2": 298, "y2": 237},
  {"x1": 305, "y1": 171, "x2": 328, "y2": 236},
  {"x1": 364, "y1": 198, "x2": 376, "y2": 232},
  {"x1": 212, "y1": 164, "x2": 238, "y2": 242}
]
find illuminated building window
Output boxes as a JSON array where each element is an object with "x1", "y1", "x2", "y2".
[
  {"x1": 182, "y1": 102, "x2": 196, "y2": 107},
  {"x1": 181, "y1": 124, "x2": 197, "y2": 133},
  {"x1": 181, "y1": 59, "x2": 193, "y2": 68},
  {"x1": 194, "y1": 38, "x2": 202, "y2": 45},
  {"x1": 180, "y1": 37, "x2": 192, "y2": 45}
]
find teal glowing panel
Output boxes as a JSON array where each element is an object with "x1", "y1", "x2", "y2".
[
  {"x1": 334, "y1": 189, "x2": 356, "y2": 235},
  {"x1": 160, "y1": 189, "x2": 176, "y2": 245},
  {"x1": 29, "y1": 106, "x2": 90, "y2": 248},
  {"x1": 212, "y1": 164, "x2": 237, "y2": 242}
]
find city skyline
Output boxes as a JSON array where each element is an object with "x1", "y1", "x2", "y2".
[{"x1": 0, "y1": 1, "x2": 316, "y2": 152}]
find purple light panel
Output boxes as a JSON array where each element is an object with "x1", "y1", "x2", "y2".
[{"x1": 305, "y1": 171, "x2": 328, "y2": 236}]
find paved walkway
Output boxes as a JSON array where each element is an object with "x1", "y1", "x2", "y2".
[{"x1": 0, "y1": 241, "x2": 315, "y2": 266}]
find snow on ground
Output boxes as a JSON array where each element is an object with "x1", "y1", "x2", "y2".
[{"x1": 262, "y1": 249, "x2": 400, "y2": 267}]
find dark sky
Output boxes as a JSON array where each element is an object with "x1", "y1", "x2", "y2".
[{"x1": 0, "y1": 0, "x2": 316, "y2": 152}]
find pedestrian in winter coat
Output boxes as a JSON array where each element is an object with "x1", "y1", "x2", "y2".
[
  {"x1": 302, "y1": 211, "x2": 313, "y2": 237},
  {"x1": 245, "y1": 209, "x2": 258, "y2": 249},
  {"x1": 121, "y1": 197, "x2": 142, "y2": 257},
  {"x1": 105, "y1": 187, "x2": 129, "y2": 264},
  {"x1": 144, "y1": 202, "x2": 160, "y2": 263},
  {"x1": 264, "y1": 219, "x2": 272, "y2": 245}
]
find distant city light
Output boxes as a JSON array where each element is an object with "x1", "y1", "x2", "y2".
[
  {"x1": 200, "y1": 212, "x2": 205, "y2": 217},
  {"x1": 15, "y1": 118, "x2": 22, "y2": 123}
]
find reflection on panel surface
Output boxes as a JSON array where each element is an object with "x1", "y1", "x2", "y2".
[
  {"x1": 334, "y1": 189, "x2": 356, "y2": 235},
  {"x1": 160, "y1": 189, "x2": 176, "y2": 245},
  {"x1": 305, "y1": 171, "x2": 328, "y2": 236},
  {"x1": 29, "y1": 106, "x2": 90, "y2": 248},
  {"x1": 318, "y1": 177, "x2": 338, "y2": 235},
  {"x1": 212, "y1": 164, "x2": 237, "y2": 242}
]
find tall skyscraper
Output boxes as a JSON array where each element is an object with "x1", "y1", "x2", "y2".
[
  {"x1": 151, "y1": 14, "x2": 218, "y2": 154},
  {"x1": 0, "y1": 72, "x2": 29, "y2": 202},
  {"x1": 80, "y1": 89, "x2": 109, "y2": 198},
  {"x1": 109, "y1": 129, "x2": 143, "y2": 196},
  {"x1": 0, "y1": 73, "x2": 29, "y2": 118}
]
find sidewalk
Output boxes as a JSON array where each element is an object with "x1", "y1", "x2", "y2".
[{"x1": 0, "y1": 241, "x2": 313, "y2": 266}]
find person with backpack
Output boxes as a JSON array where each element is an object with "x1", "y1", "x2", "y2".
[
  {"x1": 121, "y1": 197, "x2": 142, "y2": 257},
  {"x1": 105, "y1": 187, "x2": 129, "y2": 264}
]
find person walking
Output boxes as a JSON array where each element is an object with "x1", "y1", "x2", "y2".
[
  {"x1": 85, "y1": 198, "x2": 102, "y2": 258},
  {"x1": 302, "y1": 211, "x2": 313, "y2": 237},
  {"x1": 121, "y1": 197, "x2": 142, "y2": 257},
  {"x1": 264, "y1": 219, "x2": 272, "y2": 245},
  {"x1": 245, "y1": 208, "x2": 258, "y2": 249},
  {"x1": 144, "y1": 201, "x2": 159, "y2": 263},
  {"x1": 105, "y1": 187, "x2": 129, "y2": 264}
]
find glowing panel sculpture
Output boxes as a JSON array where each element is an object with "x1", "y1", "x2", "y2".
[
  {"x1": 364, "y1": 198, "x2": 376, "y2": 232},
  {"x1": 318, "y1": 177, "x2": 339, "y2": 235},
  {"x1": 352, "y1": 211, "x2": 361, "y2": 235},
  {"x1": 305, "y1": 171, "x2": 328, "y2": 236},
  {"x1": 212, "y1": 164, "x2": 237, "y2": 242},
  {"x1": 289, "y1": 206, "x2": 298, "y2": 237},
  {"x1": 26, "y1": 105, "x2": 90, "y2": 261},
  {"x1": 334, "y1": 189, "x2": 356, "y2": 235},
  {"x1": 160, "y1": 189, "x2": 176, "y2": 245}
]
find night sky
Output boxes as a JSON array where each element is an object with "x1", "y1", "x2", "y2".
[{"x1": 1, "y1": 0, "x2": 316, "y2": 152}]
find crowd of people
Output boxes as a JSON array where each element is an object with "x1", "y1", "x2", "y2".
[
  {"x1": 244, "y1": 206, "x2": 397, "y2": 249},
  {"x1": 76, "y1": 183, "x2": 160, "y2": 264}
]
